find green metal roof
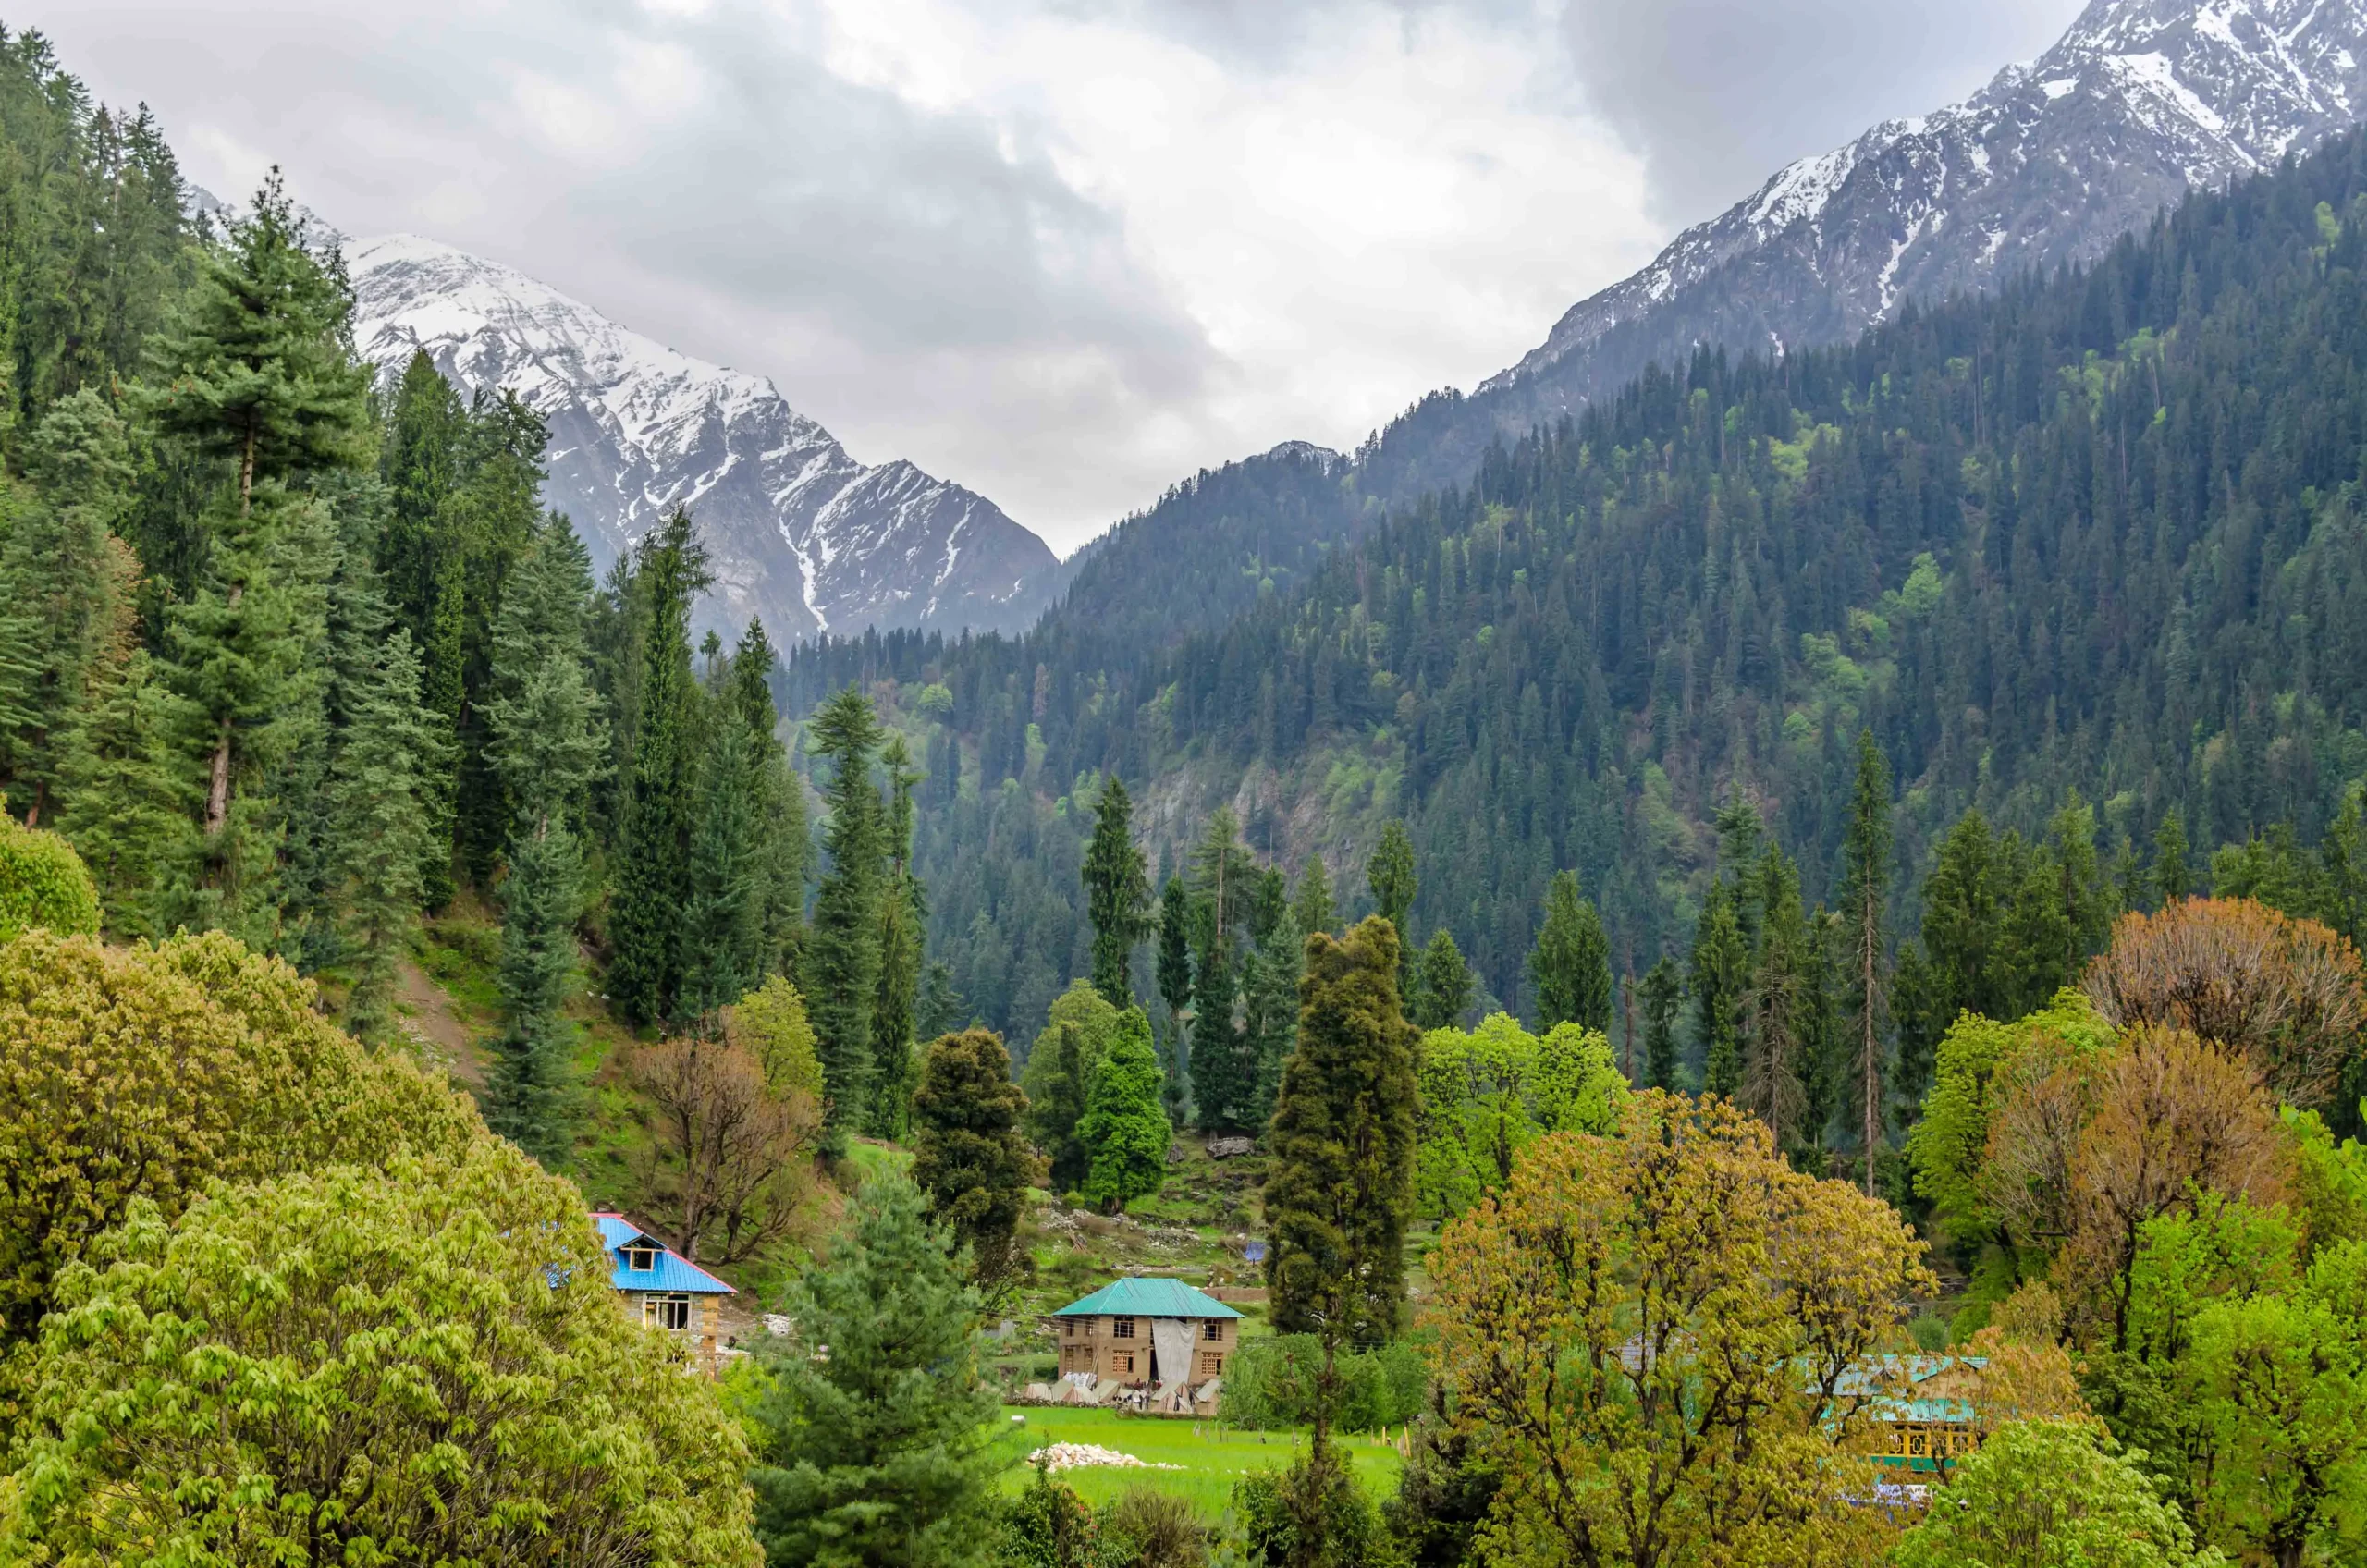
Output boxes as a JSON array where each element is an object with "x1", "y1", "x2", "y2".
[{"x1": 1052, "y1": 1277, "x2": 1243, "y2": 1319}]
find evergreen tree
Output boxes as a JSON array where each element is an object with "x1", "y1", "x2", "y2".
[
  {"x1": 916, "y1": 962, "x2": 965, "y2": 1041},
  {"x1": 748, "y1": 1176, "x2": 1003, "y2": 1568},
  {"x1": 910, "y1": 1028, "x2": 1039, "y2": 1297},
  {"x1": 803, "y1": 685, "x2": 886, "y2": 1139},
  {"x1": 1409, "y1": 927, "x2": 1475, "y2": 1031},
  {"x1": 868, "y1": 736, "x2": 924, "y2": 1139},
  {"x1": 1241, "y1": 900, "x2": 1304, "y2": 1126},
  {"x1": 1841, "y1": 730, "x2": 1892, "y2": 1195},
  {"x1": 1527, "y1": 869, "x2": 1613, "y2": 1030},
  {"x1": 323, "y1": 621, "x2": 436, "y2": 1041},
  {"x1": 375, "y1": 352, "x2": 466, "y2": 907},
  {"x1": 51, "y1": 647, "x2": 191, "y2": 937},
  {"x1": 1081, "y1": 772, "x2": 1150, "y2": 1006},
  {"x1": 1739, "y1": 846, "x2": 1809, "y2": 1152},
  {"x1": 1690, "y1": 886, "x2": 1747, "y2": 1098},
  {"x1": 1077, "y1": 1008, "x2": 1169, "y2": 1212},
  {"x1": 140, "y1": 173, "x2": 367, "y2": 936},
  {"x1": 0, "y1": 388, "x2": 137, "y2": 826},
  {"x1": 1155, "y1": 874, "x2": 1195, "y2": 1121},
  {"x1": 1264, "y1": 915, "x2": 1419, "y2": 1347},
  {"x1": 1639, "y1": 956, "x2": 1683, "y2": 1091},
  {"x1": 681, "y1": 716, "x2": 762, "y2": 1023},
  {"x1": 1292, "y1": 851, "x2": 1336, "y2": 938},
  {"x1": 1188, "y1": 809, "x2": 1258, "y2": 1131},
  {"x1": 1367, "y1": 820, "x2": 1417, "y2": 986},
  {"x1": 724, "y1": 619, "x2": 807, "y2": 977},
  {"x1": 2154, "y1": 808, "x2": 2191, "y2": 908},
  {"x1": 607, "y1": 508, "x2": 708, "y2": 1027}
]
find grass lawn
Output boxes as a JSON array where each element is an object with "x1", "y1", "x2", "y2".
[{"x1": 994, "y1": 1406, "x2": 1404, "y2": 1517}]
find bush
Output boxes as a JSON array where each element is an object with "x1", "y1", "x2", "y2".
[
  {"x1": 2, "y1": 1142, "x2": 762, "y2": 1566},
  {"x1": 0, "y1": 815, "x2": 96, "y2": 940},
  {"x1": 1233, "y1": 1450, "x2": 1378, "y2": 1568},
  {"x1": 0, "y1": 927, "x2": 483, "y2": 1350},
  {"x1": 1220, "y1": 1333, "x2": 1428, "y2": 1433}
]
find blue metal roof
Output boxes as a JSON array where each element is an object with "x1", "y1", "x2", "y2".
[
  {"x1": 594, "y1": 1214, "x2": 734, "y2": 1295},
  {"x1": 1052, "y1": 1277, "x2": 1242, "y2": 1318}
]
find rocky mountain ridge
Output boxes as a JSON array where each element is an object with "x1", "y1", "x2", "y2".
[{"x1": 345, "y1": 234, "x2": 1063, "y2": 644}]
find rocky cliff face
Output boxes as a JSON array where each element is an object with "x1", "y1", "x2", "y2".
[
  {"x1": 1484, "y1": 0, "x2": 2367, "y2": 417},
  {"x1": 346, "y1": 234, "x2": 1063, "y2": 643}
]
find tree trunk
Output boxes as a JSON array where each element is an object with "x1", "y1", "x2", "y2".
[{"x1": 205, "y1": 717, "x2": 233, "y2": 837}]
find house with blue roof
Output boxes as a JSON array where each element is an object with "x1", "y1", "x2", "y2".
[
  {"x1": 1050, "y1": 1276, "x2": 1242, "y2": 1390},
  {"x1": 594, "y1": 1213, "x2": 734, "y2": 1371}
]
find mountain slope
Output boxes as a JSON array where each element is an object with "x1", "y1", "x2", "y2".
[
  {"x1": 1484, "y1": 0, "x2": 2367, "y2": 419},
  {"x1": 345, "y1": 235, "x2": 1063, "y2": 643}
]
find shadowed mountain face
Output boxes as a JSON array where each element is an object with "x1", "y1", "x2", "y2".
[
  {"x1": 1483, "y1": 0, "x2": 2367, "y2": 423},
  {"x1": 346, "y1": 234, "x2": 1064, "y2": 644}
]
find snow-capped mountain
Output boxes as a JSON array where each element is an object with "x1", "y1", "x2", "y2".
[
  {"x1": 345, "y1": 235, "x2": 1062, "y2": 644},
  {"x1": 1484, "y1": 0, "x2": 2367, "y2": 412}
]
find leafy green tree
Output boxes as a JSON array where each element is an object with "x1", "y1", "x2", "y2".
[
  {"x1": 1, "y1": 1142, "x2": 762, "y2": 1566},
  {"x1": 607, "y1": 509, "x2": 709, "y2": 1026},
  {"x1": 803, "y1": 684, "x2": 886, "y2": 1138},
  {"x1": 0, "y1": 814, "x2": 98, "y2": 942},
  {"x1": 1409, "y1": 926, "x2": 1475, "y2": 1031},
  {"x1": 1079, "y1": 1007, "x2": 1170, "y2": 1212},
  {"x1": 140, "y1": 174, "x2": 367, "y2": 928},
  {"x1": 1893, "y1": 1419, "x2": 2219, "y2": 1568},
  {"x1": 0, "y1": 927, "x2": 481, "y2": 1350},
  {"x1": 1022, "y1": 979, "x2": 1122, "y2": 1193},
  {"x1": 748, "y1": 1175, "x2": 1006, "y2": 1568},
  {"x1": 1413, "y1": 1012, "x2": 1625, "y2": 1220},
  {"x1": 1265, "y1": 915, "x2": 1419, "y2": 1350},
  {"x1": 1530, "y1": 870, "x2": 1613, "y2": 1032},
  {"x1": 911, "y1": 1027, "x2": 1041, "y2": 1296},
  {"x1": 1082, "y1": 771, "x2": 1150, "y2": 1006}
]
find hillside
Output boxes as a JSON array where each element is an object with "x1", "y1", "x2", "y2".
[{"x1": 785, "y1": 127, "x2": 2367, "y2": 1036}]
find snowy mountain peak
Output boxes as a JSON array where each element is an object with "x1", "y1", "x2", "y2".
[
  {"x1": 1485, "y1": 0, "x2": 2367, "y2": 405},
  {"x1": 346, "y1": 235, "x2": 1060, "y2": 643}
]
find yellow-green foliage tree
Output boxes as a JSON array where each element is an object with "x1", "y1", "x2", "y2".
[
  {"x1": 1413, "y1": 1014, "x2": 1627, "y2": 1221},
  {"x1": 1891, "y1": 1419, "x2": 2223, "y2": 1568},
  {"x1": 1, "y1": 1141, "x2": 761, "y2": 1567},
  {"x1": 0, "y1": 815, "x2": 97, "y2": 941},
  {"x1": 0, "y1": 928, "x2": 480, "y2": 1348},
  {"x1": 1426, "y1": 1093, "x2": 1933, "y2": 1568}
]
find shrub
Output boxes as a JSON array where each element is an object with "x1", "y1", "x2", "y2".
[
  {"x1": 1220, "y1": 1334, "x2": 1428, "y2": 1433},
  {"x1": 0, "y1": 815, "x2": 96, "y2": 940}
]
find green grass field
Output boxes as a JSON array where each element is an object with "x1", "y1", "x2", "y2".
[{"x1": 994, "y1": 1406, "x2": 1404, "y2": 1516}]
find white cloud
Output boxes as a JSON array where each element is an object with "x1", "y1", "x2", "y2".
[{"x1": 18, "y1": 0, "x2": 2079, "y2": 553}]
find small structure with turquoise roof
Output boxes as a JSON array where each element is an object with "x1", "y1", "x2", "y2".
[
  {"x1": 1049, "y1": 1276, "x2": 1243, "y2": 1389},
  {"x1": 594, "y1": 1212, "x2": 733, "y2": 1372}
]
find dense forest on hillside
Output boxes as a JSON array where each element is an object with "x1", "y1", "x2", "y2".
[{"x1": 785, "y1": 128, "x2": 2367, "y2": 1048}]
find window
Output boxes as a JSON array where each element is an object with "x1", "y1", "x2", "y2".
[
  {"x1": 644, "y1": 1293, "x2": 692, "y2": 1331},
  {"x1": 1201, "y1": 1320, "x2": 1224, "y2": 1341},
  {"x1": 1114, "y1": 1353, "x2": 1134, "y2": 1376},
  {"x1": 1112, "y1": 1317, "x2": 1134, "y2": 1339},
  {"x1": 624, "y1": 1246, "x2": 656, "y2": 1272},
  {"x1": 1061, "y1": 1320, "x2": 1075, "y2": 1338},
  {"x1": 1198, "y1": 1351, "x2": 1223, "y2": 1378}
]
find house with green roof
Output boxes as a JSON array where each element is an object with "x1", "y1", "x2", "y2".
[{"x1": 1050, "y1": 1276, "x2": 1242, "y2": 1390}]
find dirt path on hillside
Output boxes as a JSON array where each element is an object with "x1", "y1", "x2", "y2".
[{"x1": 396, "y1": 959, "x2": 484, "y2": 1086}]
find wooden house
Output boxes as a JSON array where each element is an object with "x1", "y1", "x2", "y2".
[
  {"x1": 1050, "y1": 1277, "x2": 1242, "y2": 1387},
  {"x1": 594, "y1": 1213, "x2": 733, "y2": 1373}
]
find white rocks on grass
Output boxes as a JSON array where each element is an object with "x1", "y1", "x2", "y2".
[{"x1": 1034, "y1": 1441, "x2": 1183, "y2": 1473}]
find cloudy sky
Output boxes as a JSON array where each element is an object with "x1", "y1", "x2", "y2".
[{"x1": 30, "y1": 0, "x2": 2079, "y2": 553}]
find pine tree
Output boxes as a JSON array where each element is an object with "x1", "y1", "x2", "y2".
[
  {"x1": 1188, "y1": 810, "x2": 1257, "y2": 1131},
  {"x1": 1367, "y1": 820, "x2": 1417, "y2": 987},
  {"x1": 607, "y1": 508, "x2": 708, "y2": 1026},
  {"x1": 1691, "y1": 886, "x2": 1747, "y2": 1098},
  {"x1": 1739, "y1": 847, "x2": 1809, "y2": 1152},
  {"x1": 868, "y1": 736, "x2": 924, "y2": 1139},
  {"x1": 1078, "y1": 1008, "x2": 1170, "y2": 1213},
  {"x1": 2154, "y1": 808, "x2": 2191, "y2": 908},
  {"x1": 1156, "y1": 874, "x2": 1194, "y2": 1117},
  {"x1": 681, "y1": 717, "x2": 761, "y2": 1021},
  {"x1": 803, "y1": 684, "x2": 886, "y2": 1139},
  {"x1": 1639, "y1": 957, "x2": 1683, "y2": 1091},
  {"x1": 140, "y1": 174, "x2": 367, "y2": 933},
  {"x1": 910, "y1": 1027, "x2": 1040, "y2": 1297},
  {"x1": 324, "y1": 622, "x2": 437, "y2": 1040},
  {"x1": 724, "y1": 618, "x2": 807, "y2": 976},
  {"x1": 1081, "y1": 772, "x2": 1150, "y2": 1006},
  {"x1": 1291, "y1": 851, "x2": 1336, "y2": 938},
  {"x1": 0, "y1": 388, "x2": 138, "y2": 826},
  {"x1": 1242, "y1": 901, "x2": 1304, "y2": 1126},
  {"x1": 748, "y1": 1177, "x2": 1002, "y2": 1568},
  {"x1": 51, "y1": 648, "x2": 192, "y2": 937},
  {"x1": 1840, "y1": 729, "x2": 1893, "y2": 1195},
  {"x1": 1528, "y1": 869, "x2": 1613, "y2": 1030},
  {"x1": 1264, "y1": 915, "x2": 1419, "y2": 1351},
  {"x1": 375, "y1": 351, "x2": 466, "y2": 906},
  {"x1": 1410, "y1": 927, "x2": 1475, "y2": 1031}
]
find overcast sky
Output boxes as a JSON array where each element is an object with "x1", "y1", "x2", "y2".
[{"x1": 27, "y1": 0, "x2": 2080, "y2": 554}]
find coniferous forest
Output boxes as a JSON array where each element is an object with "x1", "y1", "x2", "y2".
[{"x1": 8, "y1": 15, "x2": 2367, "y2": 1568}]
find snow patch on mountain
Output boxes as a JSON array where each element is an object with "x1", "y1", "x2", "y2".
[{"x1": 345, "y1": 234, "x2": 1061, "y2": 644}]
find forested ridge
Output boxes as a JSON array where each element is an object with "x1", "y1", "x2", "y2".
[{"x1": 786, "y1": 126, "x2": 2367, "y2": 1047}]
